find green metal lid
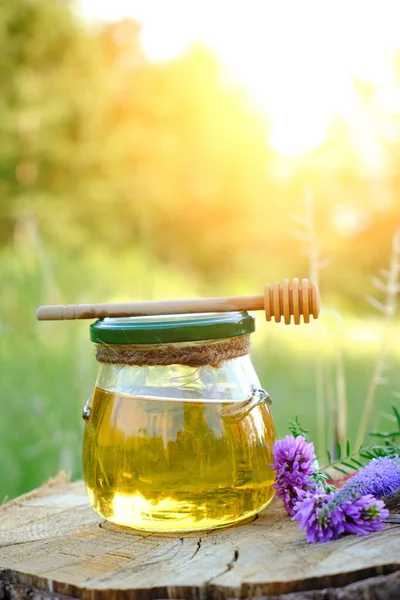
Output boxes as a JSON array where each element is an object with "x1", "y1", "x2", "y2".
[{"x1": 90, "y1": 312, "x2": 255, "y2": 345}]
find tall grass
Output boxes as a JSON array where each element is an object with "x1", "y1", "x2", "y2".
[
  {"x1": 355, "y1": 229, "x2": 400, "y2": 448},
  {"x1": 289, "y1": 193, "x2": 400, "y2": 461},
  {"x1": 291, "y1": 190, "x2": 347, "y2": 459}
]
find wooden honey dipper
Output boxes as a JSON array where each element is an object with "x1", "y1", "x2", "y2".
[{"x1": 36, "y1": 278, "x2": 320, "y2": 324}]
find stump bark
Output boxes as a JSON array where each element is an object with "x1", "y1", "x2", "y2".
[{"x1": 0, "y1": 474, "x2": 399, "y2": 599}]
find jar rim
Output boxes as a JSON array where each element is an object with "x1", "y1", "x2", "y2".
[{"x1": 90, "y1": 311, "x2": 255, "y2": 345}]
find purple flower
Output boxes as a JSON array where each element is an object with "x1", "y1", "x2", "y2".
[
  {"x1": 339, "y1": 457, "x2": 400, "y2": 500},
  {"x1": 272, "y1": 434, "x2": 395, "y2": 544},
  {"x1": 292, "y1": 490, "x2": 345, "y2": 543},
  {"x1": 272, "y1": 435, "x2": 316, "y2": 477},
  {"x1": 272, "y1": 435, "x2": 319, "y2": 515},
  {"x1": 293, "y1": 490, "x2": 388, "y2": 543},
  {"x1": 341, "y1": 494, "x2": 389, "y2": 535},
  {"x1": 322, "y1": 457, "x2": 400, "y2": 515}
]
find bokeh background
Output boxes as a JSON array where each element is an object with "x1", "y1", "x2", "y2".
[{"x1": 2, "y1": 0, "x2": 400, "y2": 501}]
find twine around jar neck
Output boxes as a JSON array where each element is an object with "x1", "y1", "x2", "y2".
[{"x1": 95, "y1": 334, "x2": 251, "y2": 368}]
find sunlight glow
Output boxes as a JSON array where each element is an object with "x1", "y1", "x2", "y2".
[
  {"x1": 112, "y1": 492, "x2": 211, "y2": 530},
  {"x1": 330, "y1": 204, "x2": 371, "y2": 237},
  {"x1": 78, "y1": 0, "x2": 400, "y2": 157}
]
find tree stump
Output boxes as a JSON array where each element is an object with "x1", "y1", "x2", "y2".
[{"x1": 0, "y1": 474, "x2": 399, "y2": 599}]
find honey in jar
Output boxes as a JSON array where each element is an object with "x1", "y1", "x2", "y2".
[{"x1": 82, "y1": 312, "x2": 276, "y2": 531}]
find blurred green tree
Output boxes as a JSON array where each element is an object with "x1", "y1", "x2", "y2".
[
  {"x1": 0, "y1": 3, "x2": 275, "y2": 285},
  {"x1": 2, "y1": 0, "x2": 399, "y2": 301},
  {"x1": 0, "y1": 0, "x2": 112, "y2": 246}
]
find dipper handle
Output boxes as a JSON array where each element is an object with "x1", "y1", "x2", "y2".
[{"x1": 36, "y1": 278, "x2": 320, "y2": 325}]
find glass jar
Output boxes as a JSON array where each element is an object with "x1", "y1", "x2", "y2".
[{"x1": 82, "y1": 312, "x2": 276, "y2": 532}]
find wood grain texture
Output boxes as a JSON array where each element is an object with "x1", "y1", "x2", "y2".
[
  {"x1": 0, "y1": 475, "x2": 399, "y2": 600},
  {"x1": 35, "y1": 279, "x2": 321, "y2": 324}
]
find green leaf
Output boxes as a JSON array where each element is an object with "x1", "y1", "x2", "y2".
[
  {"x1": 327, "y1": 449, "x2": 332, "y2": 464},
  {"x1": 288, "y1": 416, "x2": 309, "y2": 440},
  {"x1": 360, "y1": 451, "x2": 375, "y2": 460},
  {"x1": 370, "y1": 431, "x2": 400, "y2": 439},
  {"x1": 350, "y1": 458, "x2": 365, "y2": 468},
  {"x1": 333, "y1": 465, "x2": 349, "y2": 474},
  {"x1": 341, "y1": 460, "x2": 355, "y2": 470},
  {"x1": 346, "y1": 440, "x2": 351, "y2": 456},
  {"x1": 391, "y1": 404, "x2": 400, "y2": 428},
  {"x1": 337, "y1": 442, "x2": 342, "y2": 460}
]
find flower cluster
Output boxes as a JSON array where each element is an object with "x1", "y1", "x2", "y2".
[
  {"x1": 272, "y1": 436, "x2": 398, "y2": 543},
  {"x1": 340, "y1": 495, "x2": 388, "y2": 536},
  {"x1": 325, "y1": 456, "x2": 400, "y2": 510},
  {"x1": 293, "y1": 489, "x2": 344, "y2": 543},
  {"x1": 293, "y1": 490, "x2": 388, "y2": 543},
  {"x1": 271, "y1": 435, "x2": 317, "y2": 515}
]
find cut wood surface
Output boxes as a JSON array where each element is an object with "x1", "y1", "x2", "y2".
[{"x1": 0, "y1": 474, "x2": 399, "y2": 600}]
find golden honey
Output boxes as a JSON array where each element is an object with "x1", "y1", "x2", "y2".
[{"x1": 83, "y1": 386, "x2": 276, "y2": 531}]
